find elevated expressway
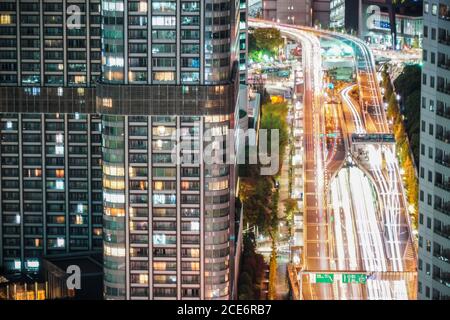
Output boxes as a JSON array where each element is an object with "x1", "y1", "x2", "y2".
[{"x1": 249, "y1": 19, "x2": 417, "y2": 300}]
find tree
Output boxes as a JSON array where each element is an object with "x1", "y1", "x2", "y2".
[
  {"x1": 267, "y1": 248, "x2": 277, "y2": 300},
  {"x1": 284, "y1": 198, "x2": 298, "y2": 226},
  {"x1": 238, "y1": 284, "x2": 255, "y2": 300},
  {"x1": 252, "y1": 28, "x2": 283, "y2": 55},
  {"x1": 239, "y1": 272, "x2": 253, "y2": 289},
  {"x1": 394, "y1": 65, "x2": 421, "y2": 98},
  {"x1": 386, "y1": 93, "x2": 397, "y2": 120}
]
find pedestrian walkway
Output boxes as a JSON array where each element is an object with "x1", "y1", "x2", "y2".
[{"x1": 274, "y1": 104, "x2": 293, "y2": 300}]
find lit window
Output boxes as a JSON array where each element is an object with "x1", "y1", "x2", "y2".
[
  {"x1": 73, "y1": 75, "x2": 86, "y2": 84},
  {"x1": 0, "y1": 15, "x2": 11, "y2": 24},
  {"x1": 139, "y1": 1, "x2": 148, "y2": 12},
  {"x1": 55, "y1": 145, "x2": 64, "y2": 155},
  {"x1": 157, "y1": 126, "x2": 166, "y2": 135},
  {"x1": 26, "y1": 260, "x2": 39, "y2": 270},
  {"x1": 56, "y1": 133, "x2": 63, "y2": 144},
  {"x1": 75, "y1": 215, "x2": 84, "y2": 225},
  {"x1": 55, "y1": 179, "x2": 64, "y2": 190},
  {"x1": 103, "y1": 191, "x2": 125, "y2": 204},
  {"x1": 56, "y1": 237, "x2": 65, "y2": 248},
  {"x1": 106, "y1": 56, "x2": 124, "y2": 67},
  {"x1": 103, "y1": 1, "x2": 124, "y2": 12},
  {"x1": 153, "y1": 234, "x2": 166, "y2": 245},
  {"x1": 104, "y1": 244, "x2": 126, "y2": 257},
  {"x1": 102, "y1": 98, "x2": 113, "y2": 108},
  {"x1": 104, "y1": 207, "x2": 125, "y2": 217},
  {"x1": 139, "y1": 274, "x2": 148, "y2": 284},
  {"x1": 432, "y1": 4, "x2": 437, "y2": 15},
  {"x1": 190, "y1": 221, "x2": 199, "y2": 231},
  {"x1": 56, "y1": 169, "x2": 64, "y2": 178},
  {"x1": 153, "y1": 181, "x2": 163, "y2": 190},
  {"x1": 153, "y1": 71, "x2": 175, "y2": 82},
  {"x1": 77, "y1": 203, "x2": 86, "y2": 213},
  {"x1": 14, "y1": 260, "x2": 21, "y2": 270},
  {"x1": 103, "y1": 164, "x2": 125, "y2": 176},
  {"x1": 56, "y1": 216, "x2": 65, "y2": 224},
  {"x1": 151, "y1": 16, "x2": 176, "y2": 27},
  {"x1": 6, "y1": 121, "x2": 13, "y2": 129}
]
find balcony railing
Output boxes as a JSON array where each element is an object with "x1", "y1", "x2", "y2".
[
  {"x1": 438, "y1": 36, "x2": 450, "y2": 46},
  {"x1": 437, "y1": 84, "x2": 450, "y2": 95},
  {"x1": 435, "y1": 202, "x2": 450, "y2": 216},
  {"x1": 436, "y1": 107, "x2": 450, "y2": 119},
  {"x1": 434, "y1": 227, "x2": 450, "y2": 240},
  {"x1": 438, "y1": 60, "x2": 450, "y2": 70},
  {"x1": 436, "y1": 133, "x2": 450, "y2": 143},
  {"x1": 434, "y1": 249, "x2": 450, "y2": 264},
  {"x1": 433, "y1": 273, "x2": 450, "y2": 289},
  {"x1": 435, "y1": 181, "x2": 450, "y2": 191},
  {"x1": 436, "y1": 157, "x2": 450, "y2": 168}
]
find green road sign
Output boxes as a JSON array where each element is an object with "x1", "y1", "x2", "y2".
[
  {"x1": 316, "y1": 274, "x2": 334, "y2": 283},
  {"x1": 341, "y1": 274, "x2": 367, "y2": 284}
]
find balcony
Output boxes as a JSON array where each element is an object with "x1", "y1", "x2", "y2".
[
  {"x1": 439, "y1": 4, "x2": 450, "y2": 22},
  {"x1": 436, "y1": 155, "x2": 450, "y2": 168},
  {"x1": 436, "y1": 132, "x2": 450, "y2": 144},
  {"x1": 435, "y1": 201, "x2": 450, "y2": 216},
  {"x1": 438, "y1": 59, "x2": 450, "y2": 71},
  {"x1": 434, "y1": 226, "x2": 450, "y2": 240},
  {"x1": 435, "y1": 181, "x2": 450, "y2": 191},
  {"x1": 438, "y1": 35, "x2": 450, "y2": 46},
  {"x1": 433, "y1": 272, "x2": 450, "y2": 289},
  {"x1": 434, "y1": 248, "x2": 450, "y2": 264},
  {"x1": 436, "y1": 105, "x2": 450, "y2": 120}
]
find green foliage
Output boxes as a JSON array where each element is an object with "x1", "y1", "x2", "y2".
[
  {"x1": 267, "y1": 248, "x2": 277, "y2": 300},
  {"x1": 238, "y1": 233, "x2": 267, "y2": 300},
  {"x1": 239, "y1": 272, "x2": 253, "y2": 289},
  {"x1": 284, "y1": 198, "x2": 298, "y2": 225},
  {"x1": 381, "y1": 66, "x2": 419, "y2": 229},
  {"x1": 393, "y1": 65, "x2": 421, "y2": 99},
  {"x1": 248, "y1": 28, "x2": 283, "y2": 61},
  {"x1": 260, "y1": 102, "x2": 289, "y2": 175}
]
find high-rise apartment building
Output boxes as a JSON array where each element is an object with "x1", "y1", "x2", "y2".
[
  {"x1": 99, "y1": 0, "x2": 242, "y2": 300},
  {"x1": 0, "y1": 0, "x2": 102, "y2": 86},
  {"x1": 1, "y1": 0, "x2": 245, "y2": 300},
  {"x1": 418, "y1": 0, "x2": 450, "y2": 300},
  {"x1": 262, "y1": 0, "x2": 312, "y2": 26},
  {"x1": 0, "y1": 0, "x2": 103, "y2": 273},
  {"x1": 312, "y1": 0, "x2": 330, "y2": 27},
  {"x1": 239, "y1": 0, "x2": 248, "y2": 84}
]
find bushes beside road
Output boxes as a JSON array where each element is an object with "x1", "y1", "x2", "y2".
[
  {"x1": 382, "y1": 65, "x2": 419, "y2": 230},
  {"x1": 238, "y1": 233, "x2": 267, "y2": 300},
  {"x1": 239, "y1": 101, "x2": 289, "y2": 240}
]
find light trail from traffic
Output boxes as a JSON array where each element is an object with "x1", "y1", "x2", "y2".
[{"x1": 341, "y1": 85, "x2": 365, "y2": 134}]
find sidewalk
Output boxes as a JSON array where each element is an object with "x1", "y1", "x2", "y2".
[{"x1": 275, "y1": 106, "x2": 293, "y2": 300}]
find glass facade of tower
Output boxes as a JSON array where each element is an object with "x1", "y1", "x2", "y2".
[
  {"x1": 102, "y1": 114, "x2": 235, "y2": 299},
  {"x1": 0, "y1": 0, "x2": 101, "y2": 87},
  {"x1": 100, "y1": 0, "x2": 240, "y2": 299},
  {"x1": 0, "y1": 111, "x2": 103, "y2": 272},
  {"x1": 101, "y1": 0, "x2": 237, "y2": 85},
  {"x1": 0, "y1": 0, "x2": 242, "y2": 300},
  {"x1": 0, "y1": 0, "x2": 103, "y2": 273}
]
